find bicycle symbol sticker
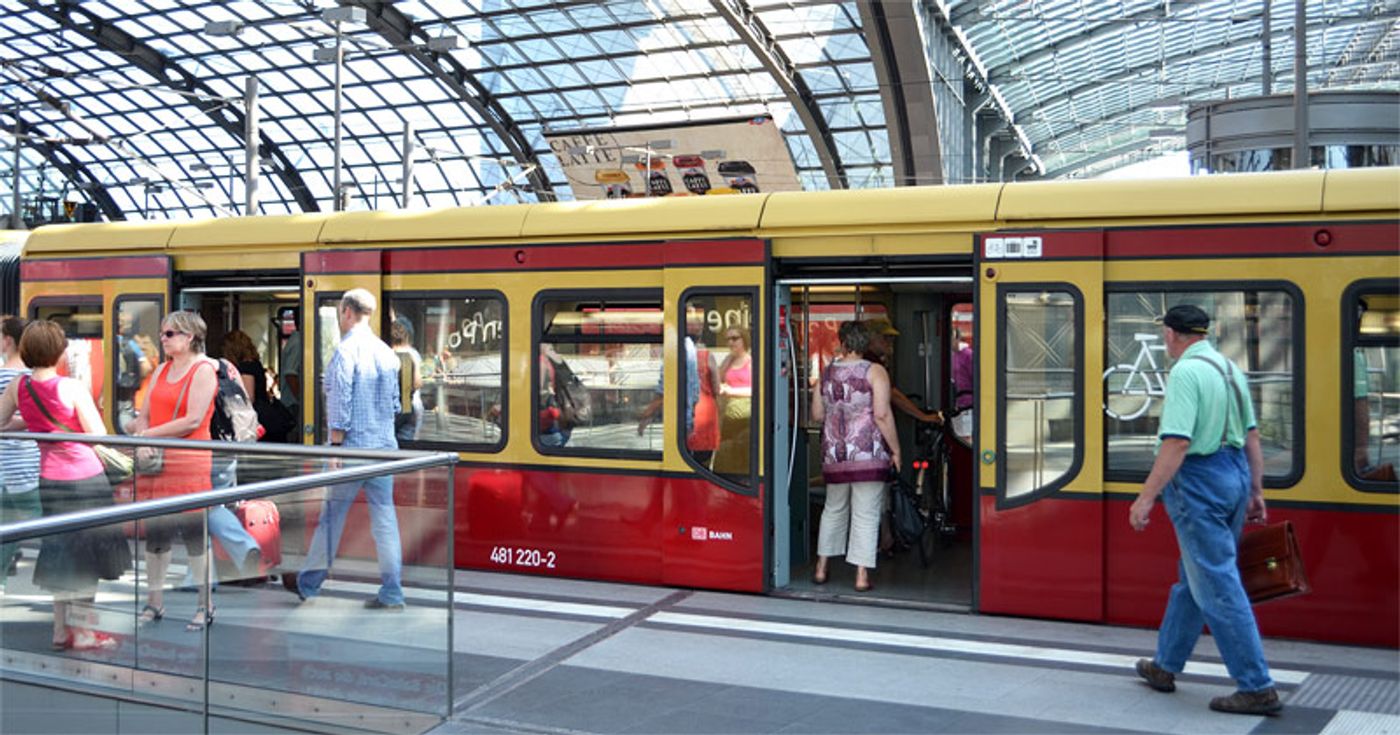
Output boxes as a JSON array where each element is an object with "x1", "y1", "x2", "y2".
[{"x1": 1103, "y1": 332, "x2": 1169, "y2": 420}]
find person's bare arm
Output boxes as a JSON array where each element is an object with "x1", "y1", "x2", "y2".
[
  {"x1": 1244, "y1": 428, "x2": 1267, "y2": 524},
  {"x1": 869, "y1": 364, "x2": 900, "y2": 471}
]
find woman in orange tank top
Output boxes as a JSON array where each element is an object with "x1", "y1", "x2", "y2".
[{"x1": 124, "y1": 310, "x2": 218, "y2": 632}]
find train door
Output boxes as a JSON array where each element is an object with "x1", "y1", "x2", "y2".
[
  {"x1": 662, "y1": 256, "x2": 766, "y2": 591},
  {"x1": 21, "y1": 255, "x2": 171, "y2": 435},
  {"x1": 976, "y1": 232, "x2": 1105, "y2": 621},
  {"x1": 302, "y1": 249, "x2": 383, "y2": 445},
  {"x1": 773, "y1": 275, "x2": 975, "y2": 605}
]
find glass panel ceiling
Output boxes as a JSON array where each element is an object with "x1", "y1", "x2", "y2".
[
  {"x1": 1, "y1": 0, "x2": 1395, "y2": 224},
  {"x1": 0, "y1": 0, "x2": 884, "y2": 221},
  {"x1": 946, "y1": 0, "x2": 1400, "y2": 178}
]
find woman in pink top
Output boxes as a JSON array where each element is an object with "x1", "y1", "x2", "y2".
[
  {"x1": 0, "y1": 320, "x2": 131, "y2": 651},
  {"x1": 713, "y1": 327, "x2": 753, "y2": 475}
]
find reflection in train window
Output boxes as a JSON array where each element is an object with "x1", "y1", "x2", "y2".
[
  {"x1": 1104, "y1": 289, "x2": 1298, "y2": 483},
  {"x1": 1345, "y1": 283, "x2": 1399, "y2": 492},
  {"x1": 536, "y1": 293, "x2": 663, "y2": 456},
  {"x1": 30, "y1": 300, "x2": 106, "y2": 417},
  {"x1": 388, "y1": 293, "x2": 505, "y2": 450},
  {"x1": 1001, "y1": 289, "x2": 1079, "y2": 501},
  {"x1": 680, "y1": 292, "x2": 756, "y2": 487},
  {"x1": 114, "y1": 297, "x2": 162, "y2": 434}
]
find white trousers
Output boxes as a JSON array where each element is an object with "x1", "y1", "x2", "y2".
[{"x1": 816, "y1": 480, "x2": 884, "y2": 569}]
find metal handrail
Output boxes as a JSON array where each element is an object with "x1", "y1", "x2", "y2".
[
  {"x1": 0, "y1": 433, "x2": 457, "y2": 544},
  {"x1": 0, "y1": 431, "x2": 434, "y2": 460}
]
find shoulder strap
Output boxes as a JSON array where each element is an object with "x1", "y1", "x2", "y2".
[
  {"x1": 24, "y1": 376, "x2": 79, "y2": 434},
  {"x1": 1188, "y1": 354, "x2": 1246, "y2": 446},
  {"x1": 170, "y1": 360, "x2": 208, "y2": 420}
]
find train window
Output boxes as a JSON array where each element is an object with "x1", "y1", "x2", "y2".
[
  {"x1": 312, "y1": 295, "x2": 341, "y2": 446},
  {"x1": 1000, "y1": 288, "x2": 1080, "y2": 502},
  {"x1": 1344, "y1": 282, "x2": 1399, "y2": 493},
  {"x1": 113, "y1": 297, "x2": 162, "y2": 434},
  {"x1": 1104, "y1": 288, "x2": 1300, "y2": 485},
  {"x1": 387, "y1": 293, "x2": 506, "y2": 450},
  {"x1": 535, "y1": 291, "x2": 663, "y2": 457},
  {"x1": 680, "y1": 291, "x2": 757, "y2": 488},
  {"x1": 29, "y1": 300, "x2": 106, "y2": 416}
]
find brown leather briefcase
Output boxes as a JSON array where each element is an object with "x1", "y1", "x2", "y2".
[{"x1": 1238, "y1": 521, "x2": 1311, "y2": 604}]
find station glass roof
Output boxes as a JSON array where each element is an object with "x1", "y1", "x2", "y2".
[{"x1": 0, "y1": 0, "x2": 1396, "y2": 220}]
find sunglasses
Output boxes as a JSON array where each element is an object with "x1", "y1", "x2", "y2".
[{"x1": 161, "y1": 329, "x2": 186, "y2": 339}]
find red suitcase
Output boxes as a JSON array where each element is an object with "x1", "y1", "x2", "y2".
[
  {"x1": 213, "y1": 499, "x2": 282, "y2": 581},
  {"x1": 237, "y1": 499, "x2": 282, "y2": 571}
]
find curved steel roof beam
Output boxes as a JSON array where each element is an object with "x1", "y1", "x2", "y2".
[
  {"x1": 1012, "y1": 10, "x2": 1400, "y2": 130},
  {"x1": 348, "y1": 0, "x2": 554, "y2": 200},
  {"x1": 1, "y1": 112, "x2": 124, "y2": 221},
  {"x1": 709, "y1": 0, "x2": 847, "y2": 189},
  {"x1": 981, "y1": 0, "x2": 1237, "y2": 83},
  {"x1": 22, "y1": 0, "x2": 319, "y2": 213},
  {"x1": 859, "y1": 0, "x2": 942, "y2": 186}
]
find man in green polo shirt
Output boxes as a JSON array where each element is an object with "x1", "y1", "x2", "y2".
[{"x1": 1128, "y1": 304, "x2": 1280, "y2": 716}]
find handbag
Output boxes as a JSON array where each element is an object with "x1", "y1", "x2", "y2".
[
  {"x1": 1238, "y1": 521, "x2": 1311, "y2": 604},
  {"x1": 23, "y1": 376, "x2": 133, "y2": 486},
  {"x1": 889, "y1": 481, "x2": 924, "y2": 548}
]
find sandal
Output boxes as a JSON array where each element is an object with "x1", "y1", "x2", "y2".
[
  {"x1": 186, "y1": 607, "x2": 214, "y2": 633},
  {"x1": 70, "y1": 630, "x2": 119, "y2": 652},
  {"x1": 138, "y1": 604, "x2": 164, "y2": 624}
]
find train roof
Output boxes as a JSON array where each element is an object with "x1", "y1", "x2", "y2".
[{"x1": 21, "y1": 168, "x2": 1399, "y2": 257}]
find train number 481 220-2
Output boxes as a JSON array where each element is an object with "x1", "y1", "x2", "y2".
[{"x1": 489, "y1": 546, "x2": 557, "y2": 569}]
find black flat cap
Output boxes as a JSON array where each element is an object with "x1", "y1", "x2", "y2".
[{"x1": 1159, "y1": 304, "x2": 1210, "y2": 334}]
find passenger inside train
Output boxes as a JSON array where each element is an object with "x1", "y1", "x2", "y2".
[{"x1": 784, "y1": 282, "x2": 975, "y2": 606}]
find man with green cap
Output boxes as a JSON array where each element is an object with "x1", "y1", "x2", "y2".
[{"x1": 1129, "y1": 304, "x2": 1279, "y2": 716}]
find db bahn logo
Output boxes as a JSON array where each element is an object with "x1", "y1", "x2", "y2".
[{"x1": 690, "y1": 526, "x2": 734, "y2": 541}]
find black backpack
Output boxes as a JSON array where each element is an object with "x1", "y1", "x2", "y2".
[{"x1": 551, "y1": 357, "x2": 592, "y2": 428}]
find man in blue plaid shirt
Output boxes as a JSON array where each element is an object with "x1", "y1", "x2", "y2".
[{"x1": 285, "y1": 288, "x2": 405, "y2": 610}]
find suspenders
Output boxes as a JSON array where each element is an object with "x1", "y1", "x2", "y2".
[{"x1": 1188, "y1": 354, "x2": 1246, "y2": 447}]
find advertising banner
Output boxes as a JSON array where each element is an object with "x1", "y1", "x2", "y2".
[{"x1": 545, "y1": 115, "x2": 801, "y2": 200}]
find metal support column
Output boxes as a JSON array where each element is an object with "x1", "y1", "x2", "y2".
[
  {"x1": 400, "y1": 121, "x2": 414, "y2": 209},
  {"x1": 1292, "y1": 0, "x2": 1308, "y2": 168},
  {"x1": 244, "y1": 77, "x2": 259, "y2": 217}
]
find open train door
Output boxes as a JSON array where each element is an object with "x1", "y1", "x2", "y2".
[
  {"x1": 301, "y1": 248, "x2": 383, "y2": 446},
  {"x1": 976, "y1": 230, "x2": 1106, "y2": 622}
]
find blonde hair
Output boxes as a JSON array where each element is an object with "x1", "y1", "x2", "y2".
[{"x1": 162, "y1": 310, "x2": 207, "y2": 354}]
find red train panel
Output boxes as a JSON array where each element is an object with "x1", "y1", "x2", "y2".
[
  {"x1": 457, "y1": 466, "x2": 765, "y2": 592},
  {"x1": 1105, "y1": 498, "x2": 1400, "y2": 647},
  {"x1": 978, "y1": 494, "x2": 1103, "y2": 622}
]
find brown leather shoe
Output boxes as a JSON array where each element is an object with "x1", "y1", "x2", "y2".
[
  {"x1": 1210, "y1": 688, "x2": 1282, "y2": 716},
  {"x1": 1135, "y1": 658, "x2": 1176, "y2": 693}
]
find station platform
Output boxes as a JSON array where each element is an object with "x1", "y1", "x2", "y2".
[
  {"x1": 3, "y1": 559, "x2": 1397, "y2": 734},
  {"x1": 440, "y1": 572, "x2": 1398, "y2": 735}
]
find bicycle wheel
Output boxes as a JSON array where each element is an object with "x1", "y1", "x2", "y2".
[{"x1": 1103, "y1": 365, "x2": 1153, "y2": 421}]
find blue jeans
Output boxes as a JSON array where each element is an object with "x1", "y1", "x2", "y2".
[
  {"x1": 296, "y1": 473, "x2": 403, "y2": 605},
  {"x1": 1155, "y1": 447, "x2": 1274, "y2": 692}
]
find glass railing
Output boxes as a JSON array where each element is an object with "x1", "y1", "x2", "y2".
[{"x1": 0, "y1": 434, "x2": 457, "y2": 734}]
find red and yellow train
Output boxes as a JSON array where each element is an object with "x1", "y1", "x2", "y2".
[{"x1": 14, "y1": 167, "x2": 1399, "y2": 647}]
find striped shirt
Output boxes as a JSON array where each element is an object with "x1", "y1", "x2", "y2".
[
  {"x1": 0, "y1": 367, "x2": 40, "y2": 493},
  {"x1": 325, "y1": 323, "x2": 401, "y2": 450}
]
